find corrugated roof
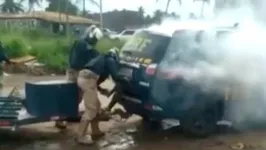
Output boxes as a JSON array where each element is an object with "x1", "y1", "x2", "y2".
[{"x1": 0, "y1": 11, "x2": 99, "y2": 25}]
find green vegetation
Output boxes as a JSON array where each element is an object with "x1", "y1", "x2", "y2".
[{"x1": 0, "y1": 27, "x2": 126, "y2": 72}]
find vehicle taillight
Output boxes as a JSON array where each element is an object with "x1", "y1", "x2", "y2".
[
  {"x1": 145, "y1": 64, "x2": 157, "y2": 76},
  {"x1": 159, "y1": 69, "x2": 184, "y2": 79}
]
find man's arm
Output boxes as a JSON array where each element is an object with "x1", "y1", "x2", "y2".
[
  {"x1": 69, "y1": 40, "x2": 87, "y2": 68},
  {"x1": 106, "y1": 57, "x2": 119, "y2": 81},
  {"x1": 0, "y1": 46, "x2": 10, "y2": 64},
  {"x1": 97, "y1": 75, "x2": 108, "y2": 89}
]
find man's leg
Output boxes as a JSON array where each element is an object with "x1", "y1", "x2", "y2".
[
  {"x1": 76, "y1": 69, "x2": 103, "y2": 145},
  {"x1": 55, "y1": 68, "x2": 78, "y2": 129},
  {"x1": 91, "y1": 99, "x2": 104, "y2": 139}
]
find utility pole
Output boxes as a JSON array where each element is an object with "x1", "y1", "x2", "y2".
[
  {"x1": 83, "y1": 0, "x2": 86, "y2": 16},
  {"x1": 99, "y1": 0, "x2": 103, "y2": 30}
]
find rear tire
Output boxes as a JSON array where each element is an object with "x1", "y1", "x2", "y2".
[
  {"x1": 180, "y1": 101, "x2": 223, "y2": 137},
  {"x1": 180, "y1": 110, "x2": 217, "y2": 137},
  {"x1": 142, "y1": 115, "x2": 161, "y2": 131}
]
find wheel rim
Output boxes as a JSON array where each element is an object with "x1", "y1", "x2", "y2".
[{"x1": 182, "y1": 112, "x2": 216, "y2": 136}]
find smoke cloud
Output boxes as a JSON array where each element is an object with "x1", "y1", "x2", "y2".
[{"x1": 149, "y1": 0, "x2": 266, "y2": 129}]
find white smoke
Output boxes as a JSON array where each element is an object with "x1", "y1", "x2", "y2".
[{"x1": 150, "y1": 0, "x2": 266, "y2": 129}]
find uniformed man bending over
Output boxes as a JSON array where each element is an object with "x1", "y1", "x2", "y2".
[
  {"x1": 0, "y1": 41, "x2": 12, "y2": 89},
  {"x1": 75, "y1": 48, "x2": 120, "y2": 145}
]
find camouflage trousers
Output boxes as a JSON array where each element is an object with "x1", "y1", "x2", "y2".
[
  {"x1": 77, "y1": 69, "x2": 100, "y2": 121},
  {"x1": 66, "y1": 68, "x2": 79, "y2": 82}
]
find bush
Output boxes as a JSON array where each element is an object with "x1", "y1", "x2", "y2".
[{"x1": 0, "y1": 28, "x2": 126, "y2": 71}]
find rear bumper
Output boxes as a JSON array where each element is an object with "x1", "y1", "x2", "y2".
[{"x1": 119, "y1": 93, "x2": 167, "y2": 120}]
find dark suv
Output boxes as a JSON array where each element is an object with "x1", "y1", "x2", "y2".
[{"x1": 116, "y1": 27, "x2": 234, "y2": 136}]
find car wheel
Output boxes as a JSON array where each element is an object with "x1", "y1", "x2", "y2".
[
  {"x1": 142, "y1": 115, "x2": 161, "y2": 131},
  {"x1": 180, "y1": 108, "x2": 218, "y2": 137}
]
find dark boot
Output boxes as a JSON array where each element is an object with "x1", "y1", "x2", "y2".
[
  {"x1": 75, "y1": 120, "x2": 94, "y2": 145},
  {"x1": 55, "y1": 120, "x2": 67, "y2": 129},
  {"x1": 91, "y1": 119, "x2": 105, "y2": 140},
  {"x1": 98, "y1": 110, "x2": 112, "y2": 121}
]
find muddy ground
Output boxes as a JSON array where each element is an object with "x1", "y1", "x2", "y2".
[{"x1": 1, "y1": 74, "x2": 266, "y2": 150}]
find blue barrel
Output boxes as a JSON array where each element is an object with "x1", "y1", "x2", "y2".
[{"x1": 25, "y1": 80, "x2": 79, "y2": 117}]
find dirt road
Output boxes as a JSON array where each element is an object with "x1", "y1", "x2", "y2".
[{"x1": 1, "y1": 74, "x2": 266, "y2": 150}]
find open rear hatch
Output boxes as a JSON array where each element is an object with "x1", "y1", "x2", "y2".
[{"x1": 117, "y1": 30, "x2": 170, "y2": 99}]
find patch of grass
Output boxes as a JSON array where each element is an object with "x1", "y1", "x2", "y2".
[{"x1": 0, "y1": 28, "x2": 127, "y2": 71}]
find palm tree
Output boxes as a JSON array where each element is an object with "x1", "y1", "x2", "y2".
[
  {"x1": 65, "y1": 0, "x2": 70, "y2": 35},
  {"x1": 19, "y1": 0, "x2": 42, "y2": 12},
  {"x1": 193, "y1": 0, "x2": 210, "y2": 17},
  {"x1": 76, "y1": 0, "x2": 87, "y2": 16},
  {"x1": 138, "y1": 6, "x2": 145, "y2": 16},
  {"x1": 88, "y1": 0, "x2": 103, "y2": 30},
  {"x1": 156, "y1": 0, "x2": 182, "y2": 14},
  {"x1": 201, "y1": 0, "x2": 227, "y2": 14},
  {"x1": 0, "y1": 0, "x2": 24, "y2": 13}
]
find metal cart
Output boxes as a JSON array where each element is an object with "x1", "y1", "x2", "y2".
[{"x1": 0, "y1": 81, "x2": 79, "y2": 131}]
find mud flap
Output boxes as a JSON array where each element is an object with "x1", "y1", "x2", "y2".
[{"x1": 161, "y1": 119, "x2": 180, "y2": 130}]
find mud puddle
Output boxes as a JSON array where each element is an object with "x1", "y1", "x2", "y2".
[
  {"x1": 3, "y1": 124, "x2": 266, "y2": 150},
  {"x1": 2, "y1": 74, "x2": 266, "y2": 150}
]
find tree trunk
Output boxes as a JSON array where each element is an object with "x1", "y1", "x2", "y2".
[
  {"x1": 99, "y1": 0, "x2": 103, "y2": 30},
  {"x1": 200, "y1": 1, "x2": 205, "y2": 18},
  {"x1": 27, "y1": 5, "x2": 33, "y2": 13},
  {"x1": 57, "y1": 0, "x2": 62, "y2": 23},
  {"x1": 83, "y1": 0, "x2": 86, "y2": 16},
  {"x1": 65, "y1": 0, "x2": 70, "y2": 36},
  {"x1": 165, "y1": 0, "x2": 171, "y2": 14}
]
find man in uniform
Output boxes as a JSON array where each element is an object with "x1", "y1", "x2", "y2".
[
  {"x1": 55, "y1": 25, "x2": 103, "y2": 129},
  {"x1": 75, "y1": 48, "x2": 120, "y2": 145},
  {"x1": 0, "y1": 41, "x2": 12, "y2": 89}
]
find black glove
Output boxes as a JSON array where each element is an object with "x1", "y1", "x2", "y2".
[
  {"x1": 123, "y1": 76, "x2": 130, "y2": 82},
  {"x1": 98, "y1": 87, "x2": 110, "y2": 96}
]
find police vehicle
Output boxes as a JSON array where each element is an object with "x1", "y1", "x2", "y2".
[{"x1": 116, "y1": 25, "x2": 235, "y2": 136}]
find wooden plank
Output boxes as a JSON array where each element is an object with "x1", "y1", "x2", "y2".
[{"x1": 10, "y1": 55, "x2": 36, "y2": 64}]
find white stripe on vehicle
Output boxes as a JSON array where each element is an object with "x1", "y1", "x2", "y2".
[
  {"x1": 120, "y1": 60, "x2": 140, "y2": 68},
  {"x1": 139, "y1": 81, "x2": 150, "y2": 87},
  {"x1": 122, "y1": 95, "x2": 142, "y2": 104}
]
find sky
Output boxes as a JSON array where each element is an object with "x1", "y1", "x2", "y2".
[{"x1": 27, "y1": 0, "x2": 215, "y2": 17}]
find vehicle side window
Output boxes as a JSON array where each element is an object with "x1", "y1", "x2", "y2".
[
  {"x1": 123, "y1": 30, "x2": 135, "y2": 35},
  {"x1": 162, "y1": 30, "x2": 209, "y2": 66},
  {"x1": 153, "y1": 37, "x2": 171, "y2": 62}
]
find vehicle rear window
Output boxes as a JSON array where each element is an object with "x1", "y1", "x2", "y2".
[
  {"x1": 163, "y1": 30, "x2": 207, "y2": 65},
  {"x1": 121, "y1": 30, "x2": 171, "y2": 62},
  {"x1": 163, "y1": 29, "x2": 234, "y2": 67},
  {"x1": 123, "y1": 30, "x2": 135, "y2": 35}
]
